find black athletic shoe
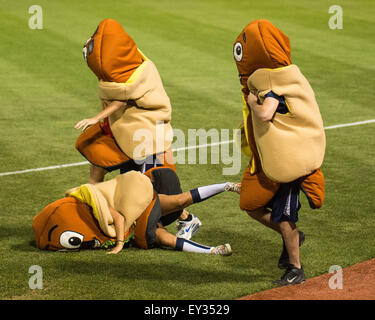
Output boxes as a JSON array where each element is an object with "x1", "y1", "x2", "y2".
[
  {"x1": 273, "y1": 265, "x2": 306, "y2": 287},
  {"x1": 278, "y1": 231, "x2": 305, "y2": 269}
]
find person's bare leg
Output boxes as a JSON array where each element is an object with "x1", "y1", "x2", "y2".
[
  {"x1": 158, "y1": 182, "x2": 238, "y2": 216},
  {"x1": 279, "y1": 221, "x2": 300, "y2": 268},
  {"x1": 158, "y1": 192, "x2": 193, "y2": 216},
  {"x1": 88, "y1": 165, "x2": 108, "y2": 184},
  {"x1": 155, "y1": 225, "x2": 177, "y2": 248},
  {"x1": 246, "y1": 208, "x2": 282, "y2": 234}
]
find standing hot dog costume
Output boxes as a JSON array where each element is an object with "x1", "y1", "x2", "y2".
[
  {"x1": 76, "y1": 19, "x2": 174, "y2": 172},
  {"x1": 233, "y1": 20, "x2": 325, "y2": 218}
]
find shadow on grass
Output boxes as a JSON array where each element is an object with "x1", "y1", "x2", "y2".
[
  {"x1": 49, "y1": 258, "x2": 271, "y2": 286},
  {"x1": 42, "y1": 230, "x2": 280, "y2": 283},
  {"x1": 10, "y1": 240, "x2": 40, "y2": 252},
  {"x1": 0, "y1": 224, "x2": 40, "y2": 252},
  {"x1": 0, "y1": 225, "x2": 31, "y2": 238}
]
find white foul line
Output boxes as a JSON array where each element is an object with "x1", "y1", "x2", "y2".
[
  {"x1": 1, "y1": 119, "x2": 374, "y2": 177},
  {"x1": 0, "y1": 161, "x2": 90, "y2": 177},
  {"x1": 323, "y1": 119, "x2": 375, "y2": 130}
]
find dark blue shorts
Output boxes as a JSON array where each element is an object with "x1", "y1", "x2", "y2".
[{"x1": 267, "y1": 181, "x2": 301, "y2": 223}]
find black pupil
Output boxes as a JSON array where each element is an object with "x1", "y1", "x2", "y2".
[
  {"x1": 236, "y1": 46, "x2": 241, "y2": 55},
  {"x1": 69, "y1": 237, "x2": 82, "y2": 246},
  {"x1": 88, "y1": 39, "x2": 94, "y2": 54}
]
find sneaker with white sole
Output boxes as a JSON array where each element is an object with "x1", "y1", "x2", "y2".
[
  {"x1": 212, "y1": 244, "x2": 232, "y2": 256},
  {"x1": 273, "y1": 265, "x2": 306, "y2": 286},
  {"x1": 176, "y1": 214, "x2": 202, "y2": 240},
  {"x1": 225, "y1": 182, "x2": 241, "y2": 194}
]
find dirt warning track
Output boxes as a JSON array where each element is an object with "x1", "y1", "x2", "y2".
[{"x1": 239, "y1": 258, "x2": 375, "y2": 300}]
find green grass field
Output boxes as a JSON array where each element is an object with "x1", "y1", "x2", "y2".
[{"x1": 0, "y1": 0, "x2": 374, "y2": 300}]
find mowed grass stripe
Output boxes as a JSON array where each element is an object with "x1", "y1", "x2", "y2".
[{"x1": 1, "y1": 118, "x2": 374, "y2": 176}]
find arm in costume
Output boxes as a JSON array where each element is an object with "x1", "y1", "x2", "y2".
[
  {"x1": 106, "y1": 205, "x2": 126, "y2": 254},
  {"x1": 247, "y1": 92, "x2": 279, "y2": 122},
  {"x1": 74, "y1": 100, "x2": 126, "y2": 131}
]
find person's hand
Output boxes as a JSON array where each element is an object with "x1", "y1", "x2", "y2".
[
  {"x1": 74, "y1": 118, "x2": 98, "y2": 131},
  {"x1": 247, "y1": 92, "x2": 259, "y2": 109},
  {"x1": 106, "y1": 241, "x2": 124, "y2": 254}
]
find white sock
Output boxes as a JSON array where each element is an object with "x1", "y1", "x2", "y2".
[
  {"x1": 190, "y1": 182, "x2": 227, "y2": 203},
  {"x1": 176, "y1": 238, "x2": 213, "y2": 254}
]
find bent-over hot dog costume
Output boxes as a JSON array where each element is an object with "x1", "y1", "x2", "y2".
[
  {"x1": 233, "y1": 19, "x2": 325, "y2": 221},
  {"x1": 76, "y1": 19, "x2": 174, "y2": 172},
  {"x1": 32, "y1": 168, "x2": 184, "y2": 251}
]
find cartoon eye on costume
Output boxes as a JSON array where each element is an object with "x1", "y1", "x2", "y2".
[
  {"x1": 234, "y1": 42, "x2": 243, "y2": 62},
  {"x1": 59, "y1": 231, "x2": 84, "y2": 249},
  {"x1": 88, "y1": 39, "x2": 94, "y2": 54}
]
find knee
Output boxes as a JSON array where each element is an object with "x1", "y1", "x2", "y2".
[{"x1": 279, "y1": 220, "x2": 297, "y2": 233}]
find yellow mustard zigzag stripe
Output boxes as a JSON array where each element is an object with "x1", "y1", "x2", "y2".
[
  {"x1": 137, "y1": 48, "x2": 148, "y2": 61},
  {"x1": 125, "y1": 48, "x2": 149, "y2": 85},
  {"x1": 241, "y1": 93, "x2": 257, "y2": 174},
  {"x1": 68, "y1": 185, "x2": 100, "y2": 222},
  {"x1": 284, "y1": 99, "x2": 291, "y2": 114},
  {"x1": 242, "y1": 93, "x2": 250, "y2": 155}
]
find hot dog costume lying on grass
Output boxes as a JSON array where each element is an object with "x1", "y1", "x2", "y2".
[
  {"x1": 76, "y1": 19, "x2": 174, "y2": 172},
  {"x1": 233, "y1": 20, "x2": 325, "y2": 216},
  {"x1": 32, "y1": 168, "x2": 183, "y2": 251}
]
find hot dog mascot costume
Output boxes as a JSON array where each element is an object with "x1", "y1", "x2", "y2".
[
  {"x1": 32, "y1": 168, "x2": 187, "y2": 251},
  {"x1": 233, "y1": 20, "x2": 326, "y2": 282},
  {"x1": 234, "y1": 19, "x2": 325, "y2": 215},
  {"x1": 76, "y1": 19, "x2": 174, "y2": 173},
  {"x1": 76, "y1": 19, "x2": 181, "y2": 226},
  {"x1": 32, "y1": 170, "x2": 160, "y2": 251}
]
